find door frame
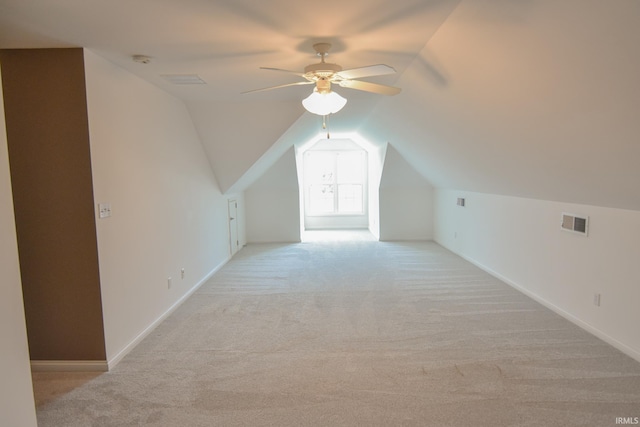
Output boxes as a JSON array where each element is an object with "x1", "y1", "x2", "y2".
[{"x1": 228, "y1": 199, "x2": 239, "y2": 255}]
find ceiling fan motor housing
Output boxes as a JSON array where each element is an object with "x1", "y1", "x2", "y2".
[
  {"x1": 304, "y1": 62, "x2": 342, "y2": 76},
  {"x1": 304, "y1": 62, "x2": 343, "y2": 93}
]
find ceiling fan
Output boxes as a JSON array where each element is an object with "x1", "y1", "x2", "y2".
[{"x1": 243, "y1": 43, "x2": 401, "y2": 116}]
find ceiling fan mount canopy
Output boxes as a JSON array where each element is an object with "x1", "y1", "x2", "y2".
[{"x1": 312, "y1": 42, "x2": 332, "y2": 57}]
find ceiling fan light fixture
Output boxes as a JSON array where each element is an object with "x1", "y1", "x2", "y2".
[{"x1": 302, "y1": 89, "x2": 347, "y2": 116}]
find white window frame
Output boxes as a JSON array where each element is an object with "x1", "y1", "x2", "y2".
[{"x1": 303, "y1": 149, "x2": 367, "y2": 217}]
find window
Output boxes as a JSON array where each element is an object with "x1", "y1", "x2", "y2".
[{"x1": 304, "y1": 150, "x2": 365, "y2": 215}]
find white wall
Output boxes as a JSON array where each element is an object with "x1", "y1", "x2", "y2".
[
  {"x1": 83, "y1": 50, "x2": 232, "y2": 366},
  {"x1": 245, "y1": 147, "x2": 300, "y2": 243},
  {"x1": 434, "y1": 189, "x2": 640, "y2": 362},
  {"x1": 380, "y1": 187, "x2": 433, "y2": 240},
  {"x1": 367, "y1": 143, "x2": 385, "y2": 240},
  {"x1": 379, "y1": 145, "x2": 433, "y2": 241},
  {"x1": 0, "y1": 65, "x2": 38, "y2": 427}
]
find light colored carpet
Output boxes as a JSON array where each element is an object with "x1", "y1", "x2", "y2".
[{"x1": 35, "y1": 241, "x2": 640, "y2": 426}]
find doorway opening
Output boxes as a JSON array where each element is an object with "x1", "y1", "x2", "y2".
[{"x1": 228, "y1": 199, "x2": 239, "y2": 255}]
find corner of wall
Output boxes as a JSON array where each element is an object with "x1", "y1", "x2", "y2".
[{"x1": 0, "y1": 60, "x2": 38, "y2": 427}]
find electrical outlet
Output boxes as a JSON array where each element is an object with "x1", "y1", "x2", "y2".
[
  {"x1": 593, "y1": 293, "x2": 601, "y2": 307},
  {"x1": 181, "y1": 268, "x2": 185, "y2": 279},
  {"x1": 168, "y1": 277, "x2": 172, "y2": 289}
]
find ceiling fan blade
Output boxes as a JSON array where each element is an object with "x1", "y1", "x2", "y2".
[
  {"x1": 336, "y1": 64, "x2": 396, "y2": 80},
  {"x1": 338, "y1": 80, "x2": 401, "y2": 96},
  {"x1": 260, "y1": 67, "x2": 306, "y2": 77},
  {"x1": 242, "y1": 81, "x2": 314, "y2": 94}
]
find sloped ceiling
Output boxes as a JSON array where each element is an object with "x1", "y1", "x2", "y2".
[
  {"x1": 361, "y1": 0, "x2": 640, "y2": 210},
  {"x1": 380, "y1": 145, "x2": 431, "y2": 189},
  {"x1": 1, "y1": 0, "x2": 639, "y2": 210}
]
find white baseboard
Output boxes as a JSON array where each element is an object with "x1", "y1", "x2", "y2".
[
  {"x1": 440, "y1": 243, "x2": 640, "y2": 364},
  {"x1": 31, "y1": 360, "x2": 108, "y2": 372},
  {"x1": 106, "y1": 257, "x2": 230, "y2": 370}
]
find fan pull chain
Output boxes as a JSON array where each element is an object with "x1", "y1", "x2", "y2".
[{"x1": 322, "y1": 115, "x2": 330, "y2": 139}]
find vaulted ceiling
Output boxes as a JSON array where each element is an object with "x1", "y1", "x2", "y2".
[{"x1": 1, "y1": 0, "x2": 639, "y2": 210}]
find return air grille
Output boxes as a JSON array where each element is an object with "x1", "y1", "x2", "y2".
[{"x1": 561, "y1": 213, "x2": 589, "y2": 235}]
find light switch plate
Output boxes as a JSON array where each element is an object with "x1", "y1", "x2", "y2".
[{"x1": 98, "y1": 203, "x2": 112, "y2": 218}]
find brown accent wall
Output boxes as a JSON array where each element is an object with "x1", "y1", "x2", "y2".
[{"x1": 0, "y1": 48, "x2": 106, "y2": 361}]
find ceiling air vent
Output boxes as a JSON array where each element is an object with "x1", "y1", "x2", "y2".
[
  {"x1": 161, "y1": 74, "x2": 207, "y2": 85},
  {"x1": 561, "y1": 213, "x2": 589, "y2": 236}
]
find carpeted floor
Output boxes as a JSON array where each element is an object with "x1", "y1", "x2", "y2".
[{"x1": 34, "y1": 241, "x2": 640, "y2": 426}]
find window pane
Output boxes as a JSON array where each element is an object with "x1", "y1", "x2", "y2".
[
  {"x1": 337, "y1": 184, "x2": 362, "y2": 213},
  {"x1": 337, "y1": 152, "x2": 363, "y2": 183},
  {"x1": 309, "y1": 184, "x2": 334, "y2": 213},
  {"x1": 305, "y1": 152, "x2": 335, "y2": 184}
]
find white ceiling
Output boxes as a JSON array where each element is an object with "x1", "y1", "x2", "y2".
[
  {"x1": 1, "y1": 0, "x2": 640, "y2": 210},
  {"x1": 0, "y1": 0, "x2": 458, "y2": 101}
]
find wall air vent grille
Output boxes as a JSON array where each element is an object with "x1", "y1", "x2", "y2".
[{"x1": 561, "y1": 213, "x2": 589, "y2": 236}]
